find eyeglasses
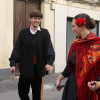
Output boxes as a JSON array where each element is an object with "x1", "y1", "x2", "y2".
[{"x1": 52, "y1": 84, "x2": 64, "y2": 91}]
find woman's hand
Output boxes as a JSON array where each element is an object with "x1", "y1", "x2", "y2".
[
  {"x1": 56, "y1": 74, "x2": 65, "y2": 91},
  {"x1": 88, "y1": 81, "x2": 100, "y2": 91},
  {"x1": 56, "y1": 78, "x2": 62, "y2": 91}
]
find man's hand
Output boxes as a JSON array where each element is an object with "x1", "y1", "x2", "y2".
[
  {"x1": 11, "y1": 66, "x2": 15, "y2": 73},
  {"x1": 45, "y1": 64, "x2": 53, "y2": 71}
]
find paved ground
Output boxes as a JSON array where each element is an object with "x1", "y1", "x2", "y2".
[{"x1": 0, "y1": 73, "x2": 67, "y2": 100}]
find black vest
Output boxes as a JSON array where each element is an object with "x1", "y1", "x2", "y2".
[{"x1": 19, "y1": 28, "x2": 48, "y2": 79}]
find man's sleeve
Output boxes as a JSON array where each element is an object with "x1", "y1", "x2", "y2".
[
  {"x1": 45, "y1": 29, "x2": 55, "y2": 66},
  {"x1": 9, "y1": 31, "x2": 22, "y2": 67}
]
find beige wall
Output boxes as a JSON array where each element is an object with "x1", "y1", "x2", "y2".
[
  {"x1": 50, "y1": 0, "x2": 100, "y2": 11},
  {"x1": 0, "y1": 0, "x2": 13, "y2": 68},
  {"x1": 41, "y1": 2, "x2": 55, "y2": 46}
]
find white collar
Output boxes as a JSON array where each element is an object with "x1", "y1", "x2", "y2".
[{"x1": 30, "y1": 26, "x2": 41, "y2": 35}]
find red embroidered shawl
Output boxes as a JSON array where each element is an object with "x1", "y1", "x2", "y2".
[{"x1": 67, "y1": 32, "x2": 100, "y2": 100}]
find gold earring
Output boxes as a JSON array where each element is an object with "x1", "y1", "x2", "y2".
[{"x1": 81, "y1": 32, "x2": 84, "y2": 35}]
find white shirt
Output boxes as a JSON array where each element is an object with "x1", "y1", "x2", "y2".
[{"x1": 30, "y1": 26, "x2": 41, "y2": 35}]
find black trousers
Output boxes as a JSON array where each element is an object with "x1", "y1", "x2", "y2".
[{"x1": 18, "y1": 77, "x2": 42, "y2": 100}]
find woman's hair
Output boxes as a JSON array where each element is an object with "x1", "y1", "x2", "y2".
[
  {"x1": 30, "y1": 10, "x2": 43, "y2": 19},
  {"x1": 74, "y1": 13, "x2": 95, "y2": 29}
]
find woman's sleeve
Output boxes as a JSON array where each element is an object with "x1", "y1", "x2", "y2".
[{"x1": 61, "y1": 66, "x2": 69, "y2": 77}]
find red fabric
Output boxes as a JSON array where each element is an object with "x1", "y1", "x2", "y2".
[
  {"x1": 34, "y1": 54, "x2": 36, "y2": 64},
  {"x1": 67, "y1": 32, "x2": 100, "y2": 100}
]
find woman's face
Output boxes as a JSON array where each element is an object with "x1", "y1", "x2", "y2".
[{"x1": 72, "y1": 18, "x2": 83, "y2": 37}]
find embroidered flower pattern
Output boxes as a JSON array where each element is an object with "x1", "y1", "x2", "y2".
[
  {"x1": 75, "y1": 18, "x2": 86, "y2": 26},
  {"x1": 78, "y1": 44, "x2": 100, "y2": 77}
]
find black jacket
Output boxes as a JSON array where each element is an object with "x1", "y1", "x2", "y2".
[{"x1": 9, "y1": 27, "x2": 55, "y2": 79}]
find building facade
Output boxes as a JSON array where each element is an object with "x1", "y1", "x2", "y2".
[{"x1": 0, "y1": 0, "x2": 100, "y2": 79}]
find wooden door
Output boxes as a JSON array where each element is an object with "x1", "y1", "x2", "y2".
[{"x1": 14, "y1": 1, "x2": 26, "y2": 45}]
